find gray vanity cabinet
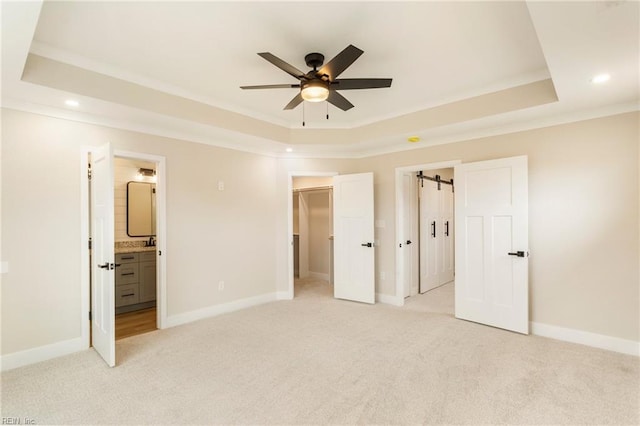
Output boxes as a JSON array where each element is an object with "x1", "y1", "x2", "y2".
[
  {"x1": 138, "y1": 251, "x2": 157, "y2": 303},
  {"x1": 115, "y1": 253, "x2": 139, "y2": 307},
  {"x1": 115, "y1": 251, "x2": 156, "y2": 312}
]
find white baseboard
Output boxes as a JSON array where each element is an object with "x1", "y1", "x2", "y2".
[
  {"x1": 1, "y1": 337, "x2": 86, "y2": 372},
  {"x1": 376, "y1": 293, "x2": 404, "y2": 306},
  {"x1": 531, "y1": 321, "x2": 639, "y2": 357},
  {"x1": 276, "y1": 291, "x2": 292, "y2": 300},
  {"x1": 308, "y1": 271, "x2": 330, "y2": 281},
  {"x1": 165, "y1": 292, "x2": 279, "y2": 328}
]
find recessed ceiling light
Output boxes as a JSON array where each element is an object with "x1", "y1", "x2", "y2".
[
  {"x1": 591, "y1": 73, "x2": 610, "y2": 84},
  {"x1": 407, "y1": 136, "x2": 420, "y2": 143},
  {"x1": 65, "y1": 99, "x2": 79, "y2": 107},
  {"x1": 285, "y1": 147, "x2": 293, "y2": 152}
]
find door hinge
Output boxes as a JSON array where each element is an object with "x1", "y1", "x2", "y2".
[
  {"x1": 88, "y1": 238, "x2": 92, "y2": 250},
  {"x1": 87, "y1": 164, "x2": 92, "y2": 180},
  {"x1": 89, "y1": 311, "x2": 92, "y2": 321}
]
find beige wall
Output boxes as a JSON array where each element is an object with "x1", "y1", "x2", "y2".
[
  {"x1": 355, "y1": 112, "x2": 639, "y2": 341},
  {"x1": 1, "y1": 107, "x2": 638, "y2": 359},
  {"x1": 1, "y1": 108, "x2": 279, "y2": 354}
]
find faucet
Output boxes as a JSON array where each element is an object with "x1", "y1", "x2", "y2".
[{"x1": 147, "y1": 236, "x2": 156, "y2": 247}]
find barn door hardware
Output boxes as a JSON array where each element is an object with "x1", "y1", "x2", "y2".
[{"x1": 417, "y1": 172, "x2": 454, "y2": 191}]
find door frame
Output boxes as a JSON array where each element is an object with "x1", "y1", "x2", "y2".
[
  {"x1": 80, "y1": 148, "x2": 168, "y2": 349},
  {"x1": 394, "y1": 160, "x2": 461, "y2": 306},
  {"x1": 286, "y1": 171, "x2": 338, "y2": 299}
]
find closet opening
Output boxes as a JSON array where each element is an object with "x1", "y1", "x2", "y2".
[
  {"x1": 396, "y1": 161, "x2": 460, "y2": 308},
  {"x1": 290, "y1": 175, "x2": 334, "y2": 299},
  {"x1": 417, "y1": 168, "x2": 455, "y2": 295}
]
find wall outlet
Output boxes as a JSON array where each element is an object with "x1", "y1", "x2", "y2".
[
  {"x1": 380, "y1": 271, "x2": 386, "y2": 280},
  {"x1": 217, "y1": 181, "x2": 225, "y2": 191},
  {"x1": 218, "y1": 280, "x2": 224, "y2": 291}
]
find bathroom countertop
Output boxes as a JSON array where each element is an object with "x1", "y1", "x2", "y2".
[{"x1": 114, "y1": 241, "x2": 157, "y2": 254}]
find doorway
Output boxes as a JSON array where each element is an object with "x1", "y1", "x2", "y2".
[
  {"x1": 81, "y1": 147, "x2": 167, "y2": 366},
  {"x1": 291, "y1": 176, "x2": 334, "y2": 299},
  {"x1": 113, "y1": 157, "x2": 158, "y2": 340},
  {"x1": 395, "y1": 161, "x2": 461, "y2": 306},
  {"x1": 396, "y1": 156, "x2": 530, "y2": 334}
]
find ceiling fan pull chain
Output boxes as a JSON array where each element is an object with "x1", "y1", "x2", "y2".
[
  {"x1": 326, "y1": 101, "x2": 329, "y2": 120},
  {"x1": 302, "y1": 101, "x2": 306, "y2": 127}
]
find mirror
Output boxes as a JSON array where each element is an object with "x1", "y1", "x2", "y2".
[{"x1": 127, "y1": 181, "x2": 156, "y2": 237}]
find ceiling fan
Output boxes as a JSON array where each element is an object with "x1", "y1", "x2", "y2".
[{"x1": 240, "y1": 44, "x2": 392, "y2": 111}]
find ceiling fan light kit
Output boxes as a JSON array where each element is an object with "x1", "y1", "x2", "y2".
[
  {"x1": 301, "y1": 80, "x2": 329, "y2": 102},
  {"x1": 240, "y1": 44, "x2": 393, "y2": 118}
]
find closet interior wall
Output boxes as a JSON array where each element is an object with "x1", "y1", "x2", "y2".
[{"x1": 292, "y1": 177, "x2": 333, "y2": 284}]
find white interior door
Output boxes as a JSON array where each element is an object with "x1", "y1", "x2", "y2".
[
  {"x1": 419, "y1": 180, "x2": 440, "y2": 293},
  {"x1": 90, "y1": 143, "x2": 116, "y2": 366},
  {"x1": 333, "y1": 172, "x2": 375, "y2": 304},
  {"x1": 454, "y1": 156, "x2": 529, "y2": 334}
]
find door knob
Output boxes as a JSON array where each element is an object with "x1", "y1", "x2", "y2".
[
  {"x1": 406, "y1": 240, "x2": 412, "y2": 245},
  {"x1": 508, "y1": 251, "x2": 528, "y2": 258},
  {"x1": 98, "y1": 262, "x2": 115, "y2": 270},
  {"x1": 361, "y1": 242, "x2": 373, "y2": 247}
]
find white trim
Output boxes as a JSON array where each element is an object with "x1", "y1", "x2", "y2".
[
  {"x1": 276, "y1": 291, "x2": 292, "y2": 300},
  {"x1": 80, "y1": 147, "x2": 91, "y2": 351},
  {"x1": 0, "y1": 337, "x2": 85, "y2": 372},
  {"x1": 531, "y1": 322, "x2": 639, "y2": 357},
  {"x1": 376, "y1": 293, "x2": 404, "y2": 306},
  {"x1": 164, "y1": 293, "x2": 279, "y2": 328},
  {"x1": 395, "y1": 160, "x2": 462, "y2": 306},
  {"x1": 286, "y1": 171, "x2": 338, "y2": 300}
]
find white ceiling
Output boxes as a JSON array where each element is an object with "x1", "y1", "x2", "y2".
[{"x1": 2, "y1": 1, "x2": 638, "y2": 158}]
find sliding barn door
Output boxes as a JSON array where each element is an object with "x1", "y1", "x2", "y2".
[
  {"x1": 454, "y1": 156, "x2": 529, "y2": 334},
  {"x1": 419, "y1": 177, "x2": 454, "y2": 293},
  {"x1": 441, "y1": 184, "x2": 455, "y2": 284},
  {"x1": 419, "y1": 180, "x2": 440, "y2": 293},
  {"x1": 333, "y1": 172, "x2": 375, "y2": 304}
]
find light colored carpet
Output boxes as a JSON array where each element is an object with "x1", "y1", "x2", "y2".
[{"x1": 2, "y1": 278, "x2": 639, "y2": 425}]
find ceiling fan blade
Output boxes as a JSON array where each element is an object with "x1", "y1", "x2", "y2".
[
  {"x1": 332, "y1": 78, "x2": 392, "y2": 90},
  {"x1": 284, "y1": 93, "x2": 304, "y2": 110},
  {"x1": 258, "y1": 52, "x2": 306, "y2": 80},
  {"x1": 327, "y1": 90, "x2": 354, "y2": 111},
  {"x1": 318, "y1": 45, "x2": 364, "y2": 80},
  {"x1": 240, "y1": 84, "x2": 300, "y2": 89}
]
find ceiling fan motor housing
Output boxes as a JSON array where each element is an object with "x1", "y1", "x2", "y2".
[{"x1": 305, "y1": 52, "x2": 324, "y2": 70}]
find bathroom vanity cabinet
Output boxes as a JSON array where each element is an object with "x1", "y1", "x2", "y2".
[{"x1": 115, "y1": 251, "x2": 156, "y2": 313}]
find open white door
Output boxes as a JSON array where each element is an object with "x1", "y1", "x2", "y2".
[
  {"x1": 454, "y1": 156, "x2": 529, "y2": 334},
  {"x1": 91, "y1": 143, "x2": 116, "y2": 366},
  {"x1": 333, "y1": 172, "x2": 375, "y2": 304}
]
